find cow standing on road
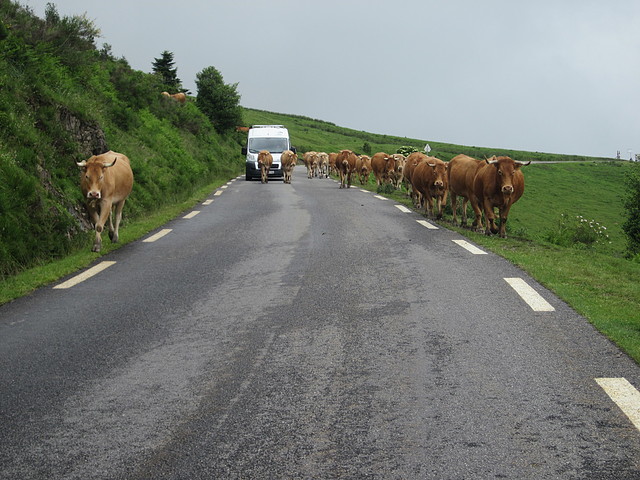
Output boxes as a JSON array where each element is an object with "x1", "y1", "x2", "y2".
[
  {"x1": 77, "y1": 151, "x2": 134, "y2": 252},
  {"x1": 336, "y1": 150, "x2": 357, "y2": 188},
  {"x1": 281, "y1": 150, "x2": 297, "y2": 184},
  {"x1": 257, "y1": 150, "x2": 273, "y2": 184},
  {"x1": 411, "y1": 157, "x2": 449, "y2": 219}
]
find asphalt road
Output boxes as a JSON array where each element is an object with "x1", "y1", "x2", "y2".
[{"x1": 1, "y1": 167, "x2": 640, "y2": 479}]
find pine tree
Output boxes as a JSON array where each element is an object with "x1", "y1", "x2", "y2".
[{"x1": 152, "y1": 50, "x2": 181, "y2": 92}]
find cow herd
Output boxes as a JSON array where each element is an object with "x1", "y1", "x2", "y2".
[
  {"x1": 76, "y1": 146, "x2": 528, "y2": 253},
  {"x1": 302, "y1": 149, "x2": 530, "y2": 238}
]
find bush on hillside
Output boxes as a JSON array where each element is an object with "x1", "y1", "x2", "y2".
[{"x1": 623, "y1": 165, "x2": 640, "y2": 257}]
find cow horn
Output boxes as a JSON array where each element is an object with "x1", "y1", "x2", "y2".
[
  {"x1": 516, "y1": 160, "x2": 531, "y2": 166},
  {"x1": 76, "y1": 160, "x2": 87, "y2": 167},
  {"x1": 486, "y1": 156, "x2": 498, "y2": 165},
  {"x1": 427, "y1": 162, "x2": 436, "y2": 167},
  {"x1": 102, "y1": 158, "x2": 117, "y2": 168}
]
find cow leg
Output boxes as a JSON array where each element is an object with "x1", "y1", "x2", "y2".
[
  {"x1": 483, "y1": 199, "x2": 498, "y2": 235},
  {"x1": 451, "y1": 193, "x2": 459, "y2": 225},
  {"x1": 470, "y1": 196, "x2": 484, "y2": 233},
  {"x1": 461, "y1": 197, "x2": 469, "y2": 227},
  {"x1": 499, "y1": 204, "x2": 512, "y2": 238},
  {"x1": 347, "y1": 171, "x2": 352, "y2": 188},
  {"x1": 111, "y1": 199, "x2": 126, "y2": 243},
  {"x1": 437, "y1": 191, "x2": 447, "y2": 220},
  {"x1": 93, "y1": 199, "x2": 112, "y2": 252}
]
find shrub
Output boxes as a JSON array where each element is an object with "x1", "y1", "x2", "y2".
[
  {"x1": 545, "y1": 213, "x2": 610, "y2": 248},
  {"x1": 397, "y1": 145, "x2": 420, "y2": 157},
  {"x1": 622, "y1": 165, "x2": 640, "y2": 257}
]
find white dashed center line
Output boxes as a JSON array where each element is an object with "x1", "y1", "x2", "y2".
[
  {"x1": 416, "y1": 220, "x2": 438, "y2": 230},
  {"x1": 53, "y1": 261, "x2": 116, "y2": 289},
  {"x1": 183, "y1": 211, "x2": 200, "y2": 219},
  {"x1": 452, "y1": 239, "x2": 487, "y2": 254},
  {"x1": 143, "y1": 229, "x2": 172, "y2": 242},
  {"x1": 596, "y1": 378, "x2": 640, "y2": 431},
  {"x1": 504, "y1": 277, "x2": 555, "y2": 311}
]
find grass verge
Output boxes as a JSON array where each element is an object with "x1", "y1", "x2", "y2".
[{"x1": 0, "y1": 177, "x2": 232, "y2": 305}]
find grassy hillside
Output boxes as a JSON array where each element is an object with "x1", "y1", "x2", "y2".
[
  {"x1": 0, "y1": 2, "x2": 244, "y2": 279},
  {"x1": 243, "y1": 108, "x2": 614, "y2": 163}
]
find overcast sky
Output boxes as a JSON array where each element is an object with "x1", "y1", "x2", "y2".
[{"x1": 21, "y1": 0, "x2": 640, "y2": 158}]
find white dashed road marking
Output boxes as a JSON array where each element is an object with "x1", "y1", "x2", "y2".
[
  {"x1": 203, "y1": 199, "x2": 214, "y2": 205},
  {"x1": 395, "y1": 205, "x2": 412, "y2": 213},
  {"x1": 183, "y1": 211, "x2": 200, "y2": 219},
  {"x1": 596, "y1": 378, "x2": 640, "y2": 431},
  {"x1": 504, "y1": 277, "x2": 555, "y2": 311},
  {"x1": 214, "y1": 191, "x2": 223, "y2": 196},
  {"x1": 53, "y1": 261, "x2": 116, "y2": 289},
  {"x1": 417, "y1": 220, "x2": 438, "y2": 230},
  {"x1": 452, "y1": 239, "x2": 487, "y2": 255},
  {"x1": 374, "y1": 195, "x2": 387, "y2": 200},
  {"x1": 143, "y1": 229, "x2": 172, "y2": 243}
]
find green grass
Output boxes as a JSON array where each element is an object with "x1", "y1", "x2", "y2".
[
  {"x1": 0, "y1": 178, "x2": 228, "y2": 304},
  {"x1": 354, "y1": 162, "x2": 640, "y2": 364}
]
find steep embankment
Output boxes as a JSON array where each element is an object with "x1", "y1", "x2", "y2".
[{"x1": 0, "y1": 2, "x2": 244, "y2": 279}]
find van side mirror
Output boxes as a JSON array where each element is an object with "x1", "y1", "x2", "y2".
[
  {"x1": 241, "y1": 147, "x2": 247, "y2": 155},
  {"x1": 291, "y1": 146, "x2": 297, "y2": 154}
]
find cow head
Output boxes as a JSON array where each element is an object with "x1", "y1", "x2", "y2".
[
  {"x1": 428, "y1": 161, "x2": 447, "y2": 192},
  {"x1": 485, "y1": 156, "x2": 530, "y2": 194},
  {"x1": 77, "y1": 157, "x2": 117, "y2": 199}
]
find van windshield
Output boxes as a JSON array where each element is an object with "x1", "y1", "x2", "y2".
[{"x1": 248, "y1": 138, "x2": 288, "y2": 154}]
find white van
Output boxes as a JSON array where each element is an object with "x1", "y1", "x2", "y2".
[{"x1": 241, "y1": 125, "x2": 295, "y2": 181}]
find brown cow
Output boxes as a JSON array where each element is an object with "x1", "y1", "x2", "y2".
[
  {"x1": 335, "y1": 149, "x2": 357, "y2": 188},
  {"x1": 448, "y1": 154, "x2": 485, "y2": 229},
  {"x1": 161, "y1": 91, "x2": 186, "y2": 104},
  {"x1": 411, "y1": 157, "x2": 449, "y2": 219},
  {"x1": 303, "y1": 151, "x2": 318, "y2": 179},
  {"x1": 281, "y1": 149, "x2": 298, "y2": 184},
  {"x1": 355, "y1": 155, "x2": 372, "y2": 185},
  {"x1": 317, "y1": 152, "x2": 330, "y2": 178},
  {"x1": 370, "y1": 152, "x2": 396, "y2": 186},
  {"x1": 391, "y1": 154, "x2": 406, "y2": 189},
  {"x1": 77, "y1": 151, "x2": 134, "y2": 252},
  {"x1": 257, "y1": 150, "x2": 273, "y2": 184},
  {"x1": 328, "y1": 152, "x2": 338, "y2": 176},
  {"x1": 404, "y1": 152, "x2": 428, "y2": 206},
  {"x1": 473, "y1": 156, "x2": 530, "y2": 237}
]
